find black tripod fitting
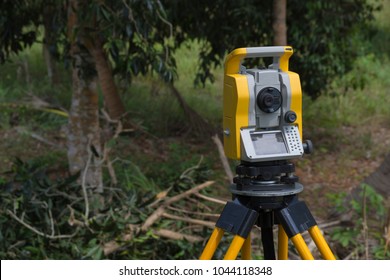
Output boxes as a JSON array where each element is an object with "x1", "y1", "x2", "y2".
[
  {"x1": 200, "y1": 160, "x2": 336, "y2": 260},
  {"x1": 231, "y1": 160, "x2": 303, "y2": 199}
]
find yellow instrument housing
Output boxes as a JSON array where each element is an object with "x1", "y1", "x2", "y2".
[{"x1": 223, "y1": 46, "x2": 302, "y2": 160}]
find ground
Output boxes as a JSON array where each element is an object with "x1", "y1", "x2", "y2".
[{"x1": 1, "y1": 111, "x2": 389, "y2": 212}]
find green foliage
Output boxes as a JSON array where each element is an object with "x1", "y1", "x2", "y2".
[
  {"x1": 121, "y1": 160, "x2": 159, "y2": 193},
  {"x1": 331, "y1": 227, "x2": 360, "y2": 248},
  {"x1": 122, "y1": 81, "x2": 186, "y2": 136},
  {"x1": 327, "y1": 184, "x2": 387, "y2": 259},
  {"x1": 1, "y1": 0, "x2": 382, "y2": 99},
  {"x1": 75, "y1": 0, "x2": 177, "y2": 83},
  {"x1": 288, "y1": 0, "x2": 381, "y2": 97},
  {"x1": 0, "y1": 0, "x2": 41, "y2": 62},
  {"x1": 370, "y1": 0, "x2": 390, "y2": 58},
  {"x1": 164, "y1": 0, "x2": 380, "y2": 98},
  {"x1": 1, "y1": 0, "x2": 177, "y2": 84},
  {"x1": 303, "y1": 52, "x2": 390, "y2": 137},
  {"x1": 372, "y1": 241, "x2": 390, "y2": 260},
  {"x1": 0, "y1": 157, "x2": 211, "y2": 259}
]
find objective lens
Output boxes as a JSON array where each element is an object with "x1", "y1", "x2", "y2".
[{"x1": 257, "y1": 87, "x2": 282, "y2": 113}]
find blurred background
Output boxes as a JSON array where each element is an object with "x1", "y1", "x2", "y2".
[{"x1": 0, "y1": 0, "x2": 389, "y2": 260}]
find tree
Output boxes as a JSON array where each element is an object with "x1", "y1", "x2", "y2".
[
  {"x1": 41, "y1": 0, "x2": 64, "y2": 85},
  {"x1": 66, "y1": 0, "x2": 103, "y2": 194},
  {"x1": 0, "y1": 0, "x2": 41, "y2": 63},
  {"x1": 1, "y1": 0, "x2": 178, "y2": 193},
  {"x1": 273, "y1": 0, "x2": 287, "y2": 46},
  {"x1": 80, "y1": 1, "x2": 176, "y2": 122},
  {"x1": 64, "y1": 0, "x2": 177, "y2": 193},
  {"x1": 164, "y1": 0, "x2": 380, "y2": 98}
]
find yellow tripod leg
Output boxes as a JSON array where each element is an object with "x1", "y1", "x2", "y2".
[
  {"x1": 308, "y1": 225, "x2": 336, "y2": 260},
  {"x1": 224, "y1": 235, "x2": 246, "y2": 260},
  {"x1": 241, "y1": 232, "x2": 251, "y2": 260},
  {"x1": 278, "y1": 225, "x2": 289, "y2": 260},
  {"x1": 290, "y1": 234, "x2": 314, "y2": 260},
  {"x1": 200, "y1": 227, "x2": 224, "y2": 260}
]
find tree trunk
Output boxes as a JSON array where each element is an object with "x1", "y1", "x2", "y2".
[
  {"x1": 272, "y1": 0, "x2": 287, "y2": 46},
  {"x1": 66, "y1": 0, "x2": 103, "y2": 193},
  {"x1": 90, "y1": 41, "x2": 126, "y2": 121},
  {"x1": 42, "y1": 43, "x2": 58, "y2": 84},
  {"x1": 168, "y1": 83, "x2": 216, "y2": 138},
  {"x1": 42, "y1": 2, "x2": 59, "y2": 84},
  {"x1": 364, "y1": 154, "x2": 390, "y2": 197}
]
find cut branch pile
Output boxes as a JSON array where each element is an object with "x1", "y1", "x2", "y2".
[{"x1": 103, "y1": 180, "x2": 226, "y2": 256}]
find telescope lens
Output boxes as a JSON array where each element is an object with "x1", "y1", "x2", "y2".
[{"x1": 257, "y1": 87, "x2": 282, "y2": 113}]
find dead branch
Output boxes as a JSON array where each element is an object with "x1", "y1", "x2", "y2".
[
  {"x1": 153, "y1": 229, "x2": 203, "y2": 243},
  {"x1": 67, "y1": 205, "x2": 85, "y2": 227},
  {"x1": 362, "y1": 185, "x2": 369, "y2": 259},
  {"x1": 178, "y1": 225, "x2": 206, "y2": 233},
  {"x1": 384, "y1": 224, "x2": 390, "y2": 254},
  {"x1": 141, "y1": 207, "x2": 166, "y2": 231},
  {"x1": 103, "y1": 225, "x2": 204, "y2": 256},
  {"x1": 167, "y1": 206, "x2": 220, "y2": 218},
  {"x1": 25, "y1": 92, "x2": 69, "y2": 117},
  {"x1": 343, "y1": 248, "x2": 359, "y2": 260},
  {"x1": 103, "y1": 241, "x2": 122, "y2": 256},
  {"x1": 99, "y1": 110, "x2": 124, "y2": 185},
  {"x1": 165, "y1": 181, "x2": 215, "y2": 206},
  {"x1": 317, "y1": 220, "x2": 342, "y2": 229},
  {"x1": 193, "y1": 192, "x2": 227, "y2": 205},
  {"x1": 162, "y1": 212, "x2": 215, "y2": 228},
  {"x1": 81, "y1": 140, "x2": 92, "y2": 221},
  {"x1": 104, "y1": 181, "x2": 214, "y2": 256},
  {"x1": 105, "y1": 152, "x2": 118, "y2": 185},
  {"x1": 188, "y1": 197, "x2": 213, "y2": 212},
  {"x1": 168, "y1": 83, "x2": 215, "y2": 138},
  {"x1": 385, "y1": 205, "x2": 390, "y2": 254},
  {"x1": 211, "y1": 134, "x2": 234, "y2": 183},
  {"x1": 179, "y1": 156, "x2": 204, "y2": 184},
  {"x1": 141, "y1": 181, "x2": 214, "y2": 231},
  {"x1": 103, "y1": 231, "x2": 134, "y2": 256},
  {"x1": 15, "y1": 126, "x2": 62, "y2": 149},
  {"x1": 7, "y1": 209, "x2": 78, "y2": 239},
  {"x1": 146, "y1": 187, "x2": 173, "y2": 209}
]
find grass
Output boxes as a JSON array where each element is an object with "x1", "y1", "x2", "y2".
[{"x1": 304, "y1": 54, "x2": 390, "y2": 129}]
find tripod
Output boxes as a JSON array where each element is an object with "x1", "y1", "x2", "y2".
[{"x1": 200, "y1": 161, "x2": 336, "y2": 260}]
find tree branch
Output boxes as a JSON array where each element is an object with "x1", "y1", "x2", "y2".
[
  {"x1": 193, "y1": 192, "x2": 227, "y2": 205},
  {"x1": 81, "y1": 140, "x2": 92, "y2": 221},
  {"x1": 153, "y1": 229, "x2": 202, "y2": 243},
  {"x1": 161, "y1": 212, "x2": 215, "y2": 228},
  {"x1": 7, "y1": 210, "x2": 78, "y2": 239},
  {"x1": 141, "y1": 181, "x2": 214, "y2": 231},
  {"x1": 211, "y1": 134, "x2": 233, "y2": 183}
]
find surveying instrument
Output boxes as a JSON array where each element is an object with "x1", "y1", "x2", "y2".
[{"x1": 200, "y1": 46, "x2": 336, "y2": 260}]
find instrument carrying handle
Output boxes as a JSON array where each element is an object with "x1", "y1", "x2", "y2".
[{"x1": 224, "y1": 46, "x2": 293, "y2": 75}]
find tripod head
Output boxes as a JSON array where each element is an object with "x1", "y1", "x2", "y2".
[{"x1": 231, "y1": 160, "x2": 303, "y2": 207}]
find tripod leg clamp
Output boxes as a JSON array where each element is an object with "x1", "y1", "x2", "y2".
[
  {"x1": 276, "y1": 200, "x2": 317, "y2": 238},
  {"x1": 215, "y1": 200, "x2": 259, "y2": 238}
]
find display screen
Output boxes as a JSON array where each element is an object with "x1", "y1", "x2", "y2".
[{"x1": 251, "y1": 132, "x2": 288, "y2": 155}]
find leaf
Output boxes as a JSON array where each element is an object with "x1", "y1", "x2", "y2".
[
  {"x1": 84, "y1": 244, "x2": 103, "y2": 260},
  {"x1": 100, "y1": 6, "x2": 111, "y2": 22}
]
